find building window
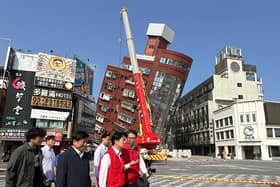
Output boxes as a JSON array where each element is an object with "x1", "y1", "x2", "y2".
[
  {"x1": 220, "y1": 119, "x2": 223, "y2": 127},
  {"x1": 99, "y1": 92, "x2": 111, "y2": 101},
  {"x1": 117, "y1": 112, "x2": 135, "y2": 124},
  {"x1": 238, "y1": 95, "x2": 244, "y2": 99},
  {"x1": 226, "y1": 131, "x2": 230, "y2": 139},
  {"x1": 240, "y1": 115, "x2": 244, "y2": 123},
  {"x1": 252, "y1": 114, "x2": 256, "y2": 122},
  {"x1": 159, "y1": 57, "x2": 189, "y2": 72},
  {"x1": 123, "y1": 89, "x2": 135, "y2": 99},
  {"x1": 230, "y1": 130, "x2": 234, "y2": 139},
  {"x1": 105, "y1": 70, "x2": 112, "y2": 78},
  {"x1": 267, "y1": 128, "x2": 273, "y2": 138},
  {"x1": 149, "y1": 45, "x2": 155, "y2": 49},
  {"x1": 96, "y1": 113, "x2": 105, "y2": 123},
  {"x1": 225, "y1": 118, "x2": 229, "y2": 126},
  {"x1": 106, "y1": 82, "x2": 114, "y2": 91},
  {"x1": 246, "y1": 114, "x2": 250, "y2": 122},
  {"x1": 100, "y1": 104, "x2": 109, "y2": 112},
  {"x1": 275, "y1": 129, "x2": 280, "y2": 138},
  {"x1": 220, "y1": 132, "x2": 224, "y2": 140},
  {"x1": 237, "y1": 83, "x2": 242, "y2": 87},
  {"x1": 121, "y1": 101, "x2": 136, "y2": 112},
  {"x1": 229, "y1": 116, "x2": 233, "y2": 125}
]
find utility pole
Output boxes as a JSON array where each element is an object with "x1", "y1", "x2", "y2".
[{"x1": 0, "y1": 37, "x2": 12, "y2": 89}]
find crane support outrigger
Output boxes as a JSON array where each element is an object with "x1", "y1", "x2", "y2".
[{"x1": 120, "y1": 8, "x2": 160, "y2": 149}]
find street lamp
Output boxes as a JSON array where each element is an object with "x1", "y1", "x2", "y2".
[{"x1": 0, "y1": 37, "x2": 12, "y2": 89}]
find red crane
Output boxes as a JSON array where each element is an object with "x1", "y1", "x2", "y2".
[{"x1": 120, "y1": 8, "x2": 160, "y2": 149}]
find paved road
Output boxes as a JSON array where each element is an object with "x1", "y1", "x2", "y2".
[
  {"x1": 150, "y1": 159, "x2": 280, "y2": 187},
  {"x1": 0, "y1": 159, "x2": 280, "y2": 186}
]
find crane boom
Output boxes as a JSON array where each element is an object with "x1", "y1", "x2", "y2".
[{"x1": 120, "y1": 8, "x2": 160, "y2": 149}]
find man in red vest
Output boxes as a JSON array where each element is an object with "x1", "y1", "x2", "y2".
[
  {"x1": 123, "y1": 130, "x2": 149, "y2": 187},
  {"x1": 98, "y1": 132, "x2": 139, "y2": 187}
]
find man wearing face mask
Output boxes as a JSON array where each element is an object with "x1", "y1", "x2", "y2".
[{"x1": 123, "y1": 130, "x2": 149, "y2": 187}]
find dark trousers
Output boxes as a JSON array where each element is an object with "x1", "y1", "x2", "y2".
[{"x1": 124, "y1": 184, "x2": 137, "y2": 187}]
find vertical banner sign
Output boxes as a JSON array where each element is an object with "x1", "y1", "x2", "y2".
[
  {"x1": 75, "y1": 59, "x2": 85, "y2": 86},
  {"x1": 87, "y1": 67, "x2": 94, "y2": 96},
  {"x1": 74, "y1": 58, "x2": 94, "y2": 96},
  {"x1": 1, "y1": 70, "x2": 35, "y2": 129}
]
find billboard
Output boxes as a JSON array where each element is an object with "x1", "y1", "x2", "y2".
[
  {"x1": 31, "y1": 109, "x2": 69, "y2": 121},
  {"x1": 74, "y1": 58, "x2": 94, "y2": 96},
  {"x1": 36, "y1": 53, "x2": 76, "y2": 83},
  {"x1": 31, "y1": 87, "x2": 72, "y2": 110},
  {"x1": 1, "y1": 70, "x2": 35, "y2": 129},
  {"x1": 12, "y1": 52, "x2": 38, "y2": 72}
]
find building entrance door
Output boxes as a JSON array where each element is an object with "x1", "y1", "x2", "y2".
[{"x1": 243, "y1": 146, "x2": 254, "y2": 159}]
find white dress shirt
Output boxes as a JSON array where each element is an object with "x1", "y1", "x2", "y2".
[
  {"x1": 41, "y1": 145, "x2": 56, "y2": 181},
  {"x1": 139, "y1": 156, "x2": 148, "y2": 175},
  {"x1": 72, "y1": 146, "x2": 84, "y2": 158},
  {"x1": 98, "y1": 147, "x2": 130, "y2": 187},
  {"x1": 93, "y1": 144, "x2": 108, "y2": 179}
]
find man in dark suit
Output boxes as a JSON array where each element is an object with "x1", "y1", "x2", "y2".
[{"x1": 56, "y1": 131, "x2": 91, "y2": 187}]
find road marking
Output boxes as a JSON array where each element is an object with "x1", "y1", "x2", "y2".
[
  {"x1": 151, "y1": 179, "x2": 172, "y2": 185},
  {"x1": 154, "y1": 174, "x2": 280, "y2": 186}
]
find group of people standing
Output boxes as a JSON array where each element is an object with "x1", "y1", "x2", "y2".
[
  {"x1": 5, "y1": 127, "x2": 151, "y2": 187},
  {"x1": 94, "y1": 130, "x2": 150, "y2": 187}
]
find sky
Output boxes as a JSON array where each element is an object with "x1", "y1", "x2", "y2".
[{"x1": 0, "y1": 0, "x2": 279, "y2": 101}]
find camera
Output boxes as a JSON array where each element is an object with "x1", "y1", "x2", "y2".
[{"x1": 148, "y1": 168, "x2": 156, "y2": 174}]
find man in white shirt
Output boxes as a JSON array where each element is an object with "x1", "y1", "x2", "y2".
[
  {"x1": 41, "y1": 135, "x2": 56, "y2": 187},
  {"x1": 92, "y1": 133, "x2": 110, "y2": 185},
  {"x1": 98, "y1": 132, "x2": 139, "y2": 187}
]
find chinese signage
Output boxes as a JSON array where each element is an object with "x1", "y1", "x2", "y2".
[
  {"x1": 31, "y1": 96, "x2": 72, "y2": 110},
  {"x1": 34, "y1": 77, "x2": 73, "y2": 90},
  {"x1": 12, "y1": 52, "x2": 38, "y2": 72},
  {"x1": 1, "y1": 70, "x2": 34, "y2": 129},
  {"x1": 36, "y1": 53, "x2": 76, "y2": 83},
  {"x1": 33, "y1": 87, "x2": 72, "y2": 100},
  {"x1": 0, "y1": 129, "x2": 27, "y2": 140},
  {"x1": 31, "y1": 109, "x2": 69, "y2": 121}
]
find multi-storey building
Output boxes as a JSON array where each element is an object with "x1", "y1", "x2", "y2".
[
  {"x1": 173, "y1": 46, "x2": 263, "y2": 155},
  {"x1": 96, "y1": 23, "x2": 193, "y2": 144},
  {"x1": 213, "y1": 100, "x2": 268, "y2": 160},
  {"x1": 264, "y1": 101, "x2": 280, "y2": 160}
]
